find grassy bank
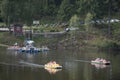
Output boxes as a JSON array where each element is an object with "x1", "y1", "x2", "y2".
[
  {"x1": 0, "y1": 32, "x2": 24, "y2": 46},
  {"x1": 0, "y1": 32, "x2": 63, "y2": 49},
  {"x1": 0, "y1": 27, "x2": 119, "y2": 51}
]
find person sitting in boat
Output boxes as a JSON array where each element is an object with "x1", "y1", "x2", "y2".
[
  {"x1": 14, "y1": 42, "x2": 18, "y2": 46},
  {"x1": 94, "y1": 58, "x2": 109, "y2": 63},
  {"x1": 100, "y1": 58, "x2": 107, "y2": 63},
  {"x1": 95, "y1": 58, "x2": 100, "y2": 61},
  {"x1": 47, "y1": 61, "x2": 53, "y2": 65},
  {"x1": 102, "y1": 59, "x2": 107, "y2": 63},
  {"x1": 46, "y1": 61, "x2": 59, "y2": 67},
  {"x1": 52, "y1": 61, "x2": 56, "y2": 64},
  {"x1": 47, "y1": 61, "x2": 56, "y2": 65},
  {"x1": 13, "y1": 42, "x2": 19, "y2": 48}
]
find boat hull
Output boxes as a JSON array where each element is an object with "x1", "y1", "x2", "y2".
[
  {"x1": 7, "y1": 46, "x2": 21, "y2": 51},
  {"x1": 17, "y1": 47, "x2": 49, "y2": 53},
  {"x1": 91, "y1": 61, "x2": 110, "y2": 65},
  {"x1": 44, "y1": 65, "x2": 62, "y2": 69}
]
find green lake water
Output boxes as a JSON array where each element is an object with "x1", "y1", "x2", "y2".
[{"x1": 0, "y1": 47, "x2": 120, "y2": 80}]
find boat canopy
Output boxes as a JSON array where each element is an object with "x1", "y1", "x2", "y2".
[
  {"x1": 27, "y1": 40, "x2": 34, "y2": 44},
  {"x1": 24, "y1": 40, "x2": 34, "y2": 46}
]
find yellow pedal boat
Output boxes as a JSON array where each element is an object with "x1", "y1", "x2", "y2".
[{"x1": 44, "y1": 61, "x2": 62, "y2": 69}]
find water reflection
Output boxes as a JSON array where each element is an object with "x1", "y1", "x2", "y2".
[
  {"x1": 44, "y1": 68, "x2": 62, "y2": 74},
  {"x1": 91, "y1": 63, "x2": 108, "y2": 69}
]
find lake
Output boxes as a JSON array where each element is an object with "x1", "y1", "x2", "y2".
[{"x1": 0, "y1": 47, "x2": 120, "y2": 80}]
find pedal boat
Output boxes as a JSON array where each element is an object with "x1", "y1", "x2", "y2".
[
  {"x1": 7, "y1": 46, "x2": 21, "y2": 51},
  {"x1": 44, "y1": 61, "x2": 62, "y2": 69},
  {"x1": 91, "y1": 58, "x2": 110, "y2": 65}
]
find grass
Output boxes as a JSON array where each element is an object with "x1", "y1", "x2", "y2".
[
  {"x1": 23, "y1": 25, "x2": 64, "y2": 32},
  {"x1": 0, "y1": 22, "x2": 6, "y2": 27},
  {"x1": 0, "y1": 32, "x2": 24, "y2": 46},
  {"x1": 0, "y1": 32, "x2": 61, "y2": 48},
  {"x1": 0, "y1": 23, "x2": 119, "y2": 50}
]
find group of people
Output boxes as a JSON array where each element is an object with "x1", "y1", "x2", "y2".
[
  {"x1": 91, "y1": 58, "x2": 111, "y2": 69},
  {"x1": 45, "y1": 61, "x2": 61, "y2": 68},
  {"x1": 14, "y1": 42, "x2": 18, "y2": 46},
  {"x1": 94, "y1": 58, "x2": 108, "y2": 63},
  {"x1": 46, "y1": 61, "x2": 57, "y2": 65}
]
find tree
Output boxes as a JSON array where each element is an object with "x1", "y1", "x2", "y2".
[
  {"x1": 1, "y1": 0, "x2": 9, "y2": 24},
  {"x1": 0, "y1": 0, "x2": 119, "y2": 25},
  {"x1": 76, "y1": 0, "x2": 97, "y2": 17},
  {"x1": 57, "y1": 0, "x2": 76, "y2": 22},
  {"x1": 85, "y1": 12, "x2": 93, "y2": 32},
  {"x1": 69, "y1": 14, "x2": 79, "y2": 27}
]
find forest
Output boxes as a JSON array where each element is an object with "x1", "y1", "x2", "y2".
[{"x1": 0, "y1": 0, "x2": 119, "y2": 25}]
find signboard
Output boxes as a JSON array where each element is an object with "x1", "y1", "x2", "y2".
[
  {"x1": 13, "y1": 24, "x2": 23, "y2": 36},
  {"x1": 33, "y1": 20, "x2": 39, "y2": 25}
]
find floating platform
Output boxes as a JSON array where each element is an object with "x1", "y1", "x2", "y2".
[
  {"x1": 17, "y1": 47, "x2": 49, "y2": 53},
  {"x1": 7, "y1": 40, "x2": 49, "y2": 53},
  {"x1": 7, "y1": 46, "x2": 49, "y2": 53}
]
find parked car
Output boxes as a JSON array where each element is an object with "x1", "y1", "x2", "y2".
[{"x1": 107, "y1": 19, "x2": 120, "y2": 23}]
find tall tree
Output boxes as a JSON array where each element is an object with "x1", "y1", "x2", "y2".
[
  {"x1": 1, "y1": 0, "x2": 10, "y2": 24},
  {"x1": 69, "y1": 14, "x2": 79, "y2": 27},
  {"x1": 85, "y1": 12, "x2": 93, "y2": 32},
  {"x1": 76, "y1": 0, "x2": 97, "y2": 18},
  {"x1": 57, "y1": 0, "x2": 76, "y2": 22}
]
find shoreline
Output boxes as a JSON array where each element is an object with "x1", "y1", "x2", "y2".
[{"x1": 0, "y1": 43, "x2": 9, "y2": 47}]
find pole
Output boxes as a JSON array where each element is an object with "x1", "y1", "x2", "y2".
[
  {"x1": 29, "y1": 0, "x2": 32, "y2": 40},
  {"x1": 108, "y1": 0, "x2": 111, "y2": 38},
  {"x1": 7, "y1": 0, "x2": 11, "y2": 34}
]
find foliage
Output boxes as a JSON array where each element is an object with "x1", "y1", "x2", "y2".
[
  {"x1": 0, "y1": 0, "x2": 119, "y2": 23},
  {"x1": 69, "y1": 14, "x2": 79, "y2": 27},
  {"x1": 57, "y1": 0, "x2": 76, "y2": 21},
  {"x1": 111, "y1": 23, "x2": 120, "y2": 41},
  {"x1": 23, "y1": 25, "x2": 64, "y2": 32},
  {"x1": 76, "y1": 0, "x2": 97, "y2": 17},
  {"x1": 85, "y1": 12, "x2": 94, "y2": 32},
  {"x1": 0, "y1": 32, "x2": 24, "y2": 45}
]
